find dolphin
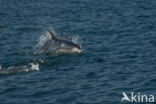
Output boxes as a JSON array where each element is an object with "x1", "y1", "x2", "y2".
[{"x1": 37, "y1": 30, "x2": 82, "y2": 55}]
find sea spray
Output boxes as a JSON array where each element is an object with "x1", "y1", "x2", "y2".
[
  {"x1": 71, "y1": 35, "x2": 82, "y2": 49},
  {"x1": 30, "y1": 63, "x2": 39, "y2": 70}
]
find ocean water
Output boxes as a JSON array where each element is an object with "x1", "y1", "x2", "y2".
[{"x1": 0, "y1": 0, "x2": 156, "y2": 104}]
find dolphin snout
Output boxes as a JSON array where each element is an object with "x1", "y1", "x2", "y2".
[
  {"x1": 73, "y1": 47, "x2": 83, "y2": 53},
  {"x1": 78, "y1": 49, "x2": 83, "y2": 53}
]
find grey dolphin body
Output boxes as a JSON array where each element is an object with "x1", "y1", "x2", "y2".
[{"x1": 37, "y1": 30, "x2": 82, "y2": 55}]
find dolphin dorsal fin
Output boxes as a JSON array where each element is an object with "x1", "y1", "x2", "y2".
[{"x1": 46, "y1": 30, "x2": 55, "y2": 40}]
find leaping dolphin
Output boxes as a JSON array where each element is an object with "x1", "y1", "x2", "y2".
[{"x1": 37, "y1": 30, "x2": 82, "y2": 56}]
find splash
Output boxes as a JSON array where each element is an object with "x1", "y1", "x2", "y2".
[
  {"x1": 36, "y1": 34, "x2": 50, "y2": 49},
  {"x1": 71, "y1": 35, "x2": 82, "y2": 49},
  {"x1": 0, "y1": 63, "x2": 40, "y2": 75},
  {"x1": 30, "y1": 63, "x2": 39, "y2": 70}
]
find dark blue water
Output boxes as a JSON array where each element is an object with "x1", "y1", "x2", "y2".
[{"x1": 0, "y1": 0, "x2": 156, "y2": 104}]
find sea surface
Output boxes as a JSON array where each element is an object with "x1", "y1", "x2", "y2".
[{"x1": 0, "y1": 0, "x2": 156, "y2": 104}]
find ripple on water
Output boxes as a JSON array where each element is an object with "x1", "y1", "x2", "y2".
[
  {"x1": 0, "y1": 25, "x2": 7, "y2": 29},
  {"x1": 95, "y1": 58, "x2": 104, "y2": 63},
  {"x1": 15, "y1": 27, "x2": 41, "y2": 32}
]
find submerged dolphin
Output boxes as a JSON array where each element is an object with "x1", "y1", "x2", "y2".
[{"x1": 37, "y1": 30, "x2": 82, "y2": 55}]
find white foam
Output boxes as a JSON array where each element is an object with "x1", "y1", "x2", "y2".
[{"x1": 30, "y1": 63, "x2": 39, "y2": 70}]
